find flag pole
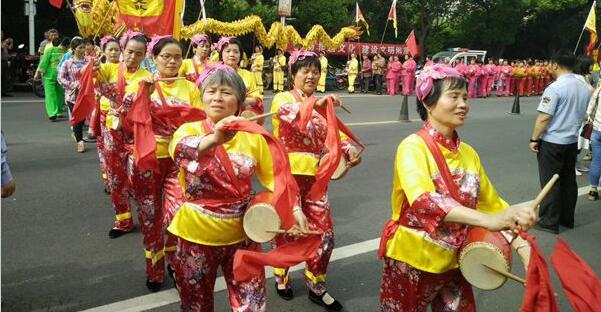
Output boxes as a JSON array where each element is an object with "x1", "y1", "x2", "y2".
[
  {"x1": 380, "y1": 20, "x2": 389, "y2": 45},
  {"x1": 574, "y1": 28, "x2": 586, "y2": 55},
  {"x1": 185, "y1": 5, "x2": 205, "y2": 59}
]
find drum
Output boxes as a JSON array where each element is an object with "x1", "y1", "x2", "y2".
[
  {"x1": 319, "y1": 154, "x2": 349, "y2": 180},
  {"x1": 243, "y1": 191, "x2": 281, "y2": 243},
  {"x1": 458, "y1": 227, "x2": 512, "y2": 290}
]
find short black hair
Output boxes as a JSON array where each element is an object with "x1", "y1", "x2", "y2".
[
  {"x1": 574, "y1": 55, "x2": 594, "y2": 75},
  {"x1": 416, "y1": 77, "x2": 467, "y2": 121},
  {"x1": 551, "y1": 50, "x2": 576, "y2": 71},
  {"x1": 290, "y1": 55, "x2": 321, "y2": 77},
  {"x1": 152, "y1": 37, "x2": 181, "y2": 57}
]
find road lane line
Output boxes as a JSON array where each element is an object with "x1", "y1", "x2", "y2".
[
  {"x1": 1, "y1": 99, "x2": 45, "y2": 103},
  {"x1": 82, "y1": 186, "x2": 590, "y2": 312},
  {"x1": 346, "y1": 120, "x2": 421, "y2": 126}
]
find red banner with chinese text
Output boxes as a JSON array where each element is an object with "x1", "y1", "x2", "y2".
[{"x1": 307, "y1": 42, "x2": 409, "y2": 57}]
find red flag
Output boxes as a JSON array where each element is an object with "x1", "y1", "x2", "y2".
[
  {"x1": 405, "y1": 30, "x2": 420, "y2": 57},
  {"x1": 355, "y1": 2, "x2": 370, "y2": 36},
  {"x1": 70, "y1": 58, "x2": 96, "y2": 126},
  {"x1": 551, "y1": 239, "x2": 601, "y2": 312},
  {"x1": 49, "y1": 0, "x2": 63, "y2": 8},
  {"x1": 127, "y1": 82, "x2": 160, "y2": 174},
  {"x1": 520, "y1": 233, "x2": 559, "y2": 312}
]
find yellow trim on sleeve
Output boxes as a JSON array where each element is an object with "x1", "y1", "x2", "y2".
[
  {"x1": 115, "y1": 212, "x2": 132, "y2": 221},
  {"x1": 304, "y1": 270, "x2": 327, "y2": 284},
  {"x1": 144, "y1": 249, "x2": 165, "y2": 266}
]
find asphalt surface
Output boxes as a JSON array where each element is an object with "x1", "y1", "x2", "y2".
[{"x1": 1, "y1": 90, "x2": 600, "y2": 312}]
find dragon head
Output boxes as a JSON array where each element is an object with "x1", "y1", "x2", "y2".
[
  {"x1": 72, "y1": 0, "x2": 116, "y2": 38},
  {"x1": 73, "y1": 0, "x2": 94, "y2": 37}
]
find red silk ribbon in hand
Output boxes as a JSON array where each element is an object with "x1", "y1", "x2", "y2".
[
  {"x1": 520, "y1": 233, "x2": 559, "y2": 312},
  {"x1": 70, "y1": 57, "x2": 96, "y2": 126}
]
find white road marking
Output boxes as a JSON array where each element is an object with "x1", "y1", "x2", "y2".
[
  {"x1": 82, "y1": 187, "x2": 591, "y2": 312},
  {"x1": 1, "y1": 99, "x2": 45, "y2": 103}
]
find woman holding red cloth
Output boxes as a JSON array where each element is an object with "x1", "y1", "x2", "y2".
[
  {"x1": 96, "y1": 36, "x2": 121, "y2": 194},
  {"x1": 269, "y1": 50, "x2": 363, "y2": 312},
  {"x1": 93, "y1": 31, "x2": 153, "y2": 239},
  {"x1": 378, "y1": 64, "x2": 536, "y2": 311},
  {"x1": 167, "y1": 64, "x2": 308, "y2": 311},
  {"x1": 179, "y1": 34, "x2": 211, "y2": 82},
  {"x1": 127, "y1": 36, "x2": 205, "y2": 291}
]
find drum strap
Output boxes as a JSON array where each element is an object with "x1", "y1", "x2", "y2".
[
  {"x1": 416, "y1": 128, "x2": 461, "y2": 201},
  {"x1": 202, "y1": 119, "x2": 243, "y2": 198}
]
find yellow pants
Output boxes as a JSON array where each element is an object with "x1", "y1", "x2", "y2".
[
  {"x1": 348, "y1": 74, "x2": 357, "y2": 92},
  {"x1": 253, "y1": 71, "x2": 263, "y2": 93},
  {"x1": 273, "y1": 71, "x2": 284, "y2": 91},
  {"x1": 317, "y1": 71, "x2": 326, "y2": 92}
]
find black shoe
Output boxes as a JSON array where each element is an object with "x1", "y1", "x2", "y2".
[
  {"x1": 534, "y1": 224, "x2": 559, "y2": 234},
  {"x1": 104, "y1": 187, "x2": 111, "y2": 195},
  {"x1": 308, "y1": 290, "x2": 343, "y2": 312},
  {"x1": 275, "y1": 283, "x2": 294, "y2": 301},
  {"x1": 146, "y1": 280, "x2": 162, "y2": 292},
  {"x1": 108, "y1": 227, "x2": 133, "y2": 239},
  {"x1": 588, "y1": 190, "x2": 599, "y2": 201},
  {"x1": 49, "y1": 116, "x2": 57, "y2": 122}
]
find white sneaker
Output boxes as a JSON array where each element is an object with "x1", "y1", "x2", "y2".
[{"x1": 576, "y1": 168, "x2": 582, "y2": 176}]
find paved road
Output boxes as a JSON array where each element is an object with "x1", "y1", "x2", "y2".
[{"x1": 2, "y1": 91, "x2": 600, "y2": 312}]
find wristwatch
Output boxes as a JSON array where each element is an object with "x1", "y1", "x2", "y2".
[{"x1": 529, "y1": 138, "x2": 540, "y2": 143}]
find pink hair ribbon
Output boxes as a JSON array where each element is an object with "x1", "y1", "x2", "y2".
[{"x1": 415, "y1": 64, "x2": 464, "y2": 101}]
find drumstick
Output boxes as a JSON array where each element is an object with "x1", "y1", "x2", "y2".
[
  {"x1": 339, "y1": 104, "x2": 352, "y2": 114},
  {"x1": 246, "y1": 111, "x2": 277, "y2": 122},
  {"x1": 157, "y1": 77, "x2": 186, "y2": 82},
  {"x1": 530, "y1": 174, "x2": 559, "y2": 211},
  {"x1": 483, "y1": 264, "x2": 526, "y2": 285},
  {"x1": 265, "y1": 229, "x2": 322, "y2": 235}
]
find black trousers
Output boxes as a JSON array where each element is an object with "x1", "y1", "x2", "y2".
[
  {"x1": 536, "y1": 140, "x2": 578, "y2": 229},
  {"x1": 374, "y1": 74, "x2": 384, "y2": 94},
  {"x1": 361, "y1": 74, "x2": 371, "y2": 92},
  {"x1": 67, "y1": 101, "x2": 85, "y2": 142}
]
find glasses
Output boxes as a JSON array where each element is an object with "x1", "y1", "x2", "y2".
[{"x1": 158, "y1": 54, "x2": 183, "y2": 62}]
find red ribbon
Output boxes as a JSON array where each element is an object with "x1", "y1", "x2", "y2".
[
  {"x1": 519, "y1": 233, "x2": 559, "y2": 312},
  {"x1": 70, "y1": 57, "x2": 96, "y2": 126},
  {"x1": 127, "y1": 81, "x2": 206, "y2": 174},
  {"x1": 378, "y1": 219, "x2": 400, "y2": 259},
  {"x1": 550, "y1": 239, "x2": 601, "y2": 312},
  {"x1": 221, "y1": 119, "x2": 323, "y2": 282}
]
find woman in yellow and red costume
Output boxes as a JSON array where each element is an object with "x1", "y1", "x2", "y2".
[
  {"x1": 269, "y1": 50, "x2": 364, "y2": 312},
  {"x1": 93, "y1": 31, "x2": 153, "y2": 238},
  {"x1": 167, "y1": 63, "x2": 309, "y2": 311},
  {"x1": 378, "y1": 64, "x2": 537, "y2": 311},
  {"x1": 179, "y1": 34, "x2": 212, "y2": 83},
  {"x1": 126, "y1": 35, "x2": 205, "y2": 291},
  {"x1": 215, "y1": 36, "x2": 264, "y2": 119}
]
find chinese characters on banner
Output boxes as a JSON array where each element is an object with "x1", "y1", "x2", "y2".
[{"x1": 309, "y1": 42, "x2": 409, "y2": 56}]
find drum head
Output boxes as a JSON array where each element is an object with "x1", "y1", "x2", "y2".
[
  {"x1": 243, "y1": 203, "x2": 281, "y2": 243},
  {"x1": 459, "y1": 242, "x2": 510, "y2": 290}
]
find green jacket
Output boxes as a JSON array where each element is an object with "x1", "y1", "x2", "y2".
[{"x1": 38, "y1": 46, "x2": 65, "y2": 80}]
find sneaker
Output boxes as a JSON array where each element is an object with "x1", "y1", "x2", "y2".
[
  {"x1": 83, "y1": 135, "x2": 97, "y2": 143},
  {"x1": 575, "y1": 168, "x2": 582, "y2": 176},
  {"x1": 308, "y1": 290, "x2": 343, "y2": 312},
  {"x1": 588, "y1": 190, "x2": 599, "y2": 201},
  {"x1": 275, "y1": 282, "x2": 294, "y2": 300},
  {"x1": 77, "y1": 141, "x2": 85, "y2": 153}
]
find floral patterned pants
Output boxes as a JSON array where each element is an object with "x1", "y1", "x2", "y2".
[
  {"x1": 174, "y1": 238, "x2": 266, "y2": 312},
  {"x1": 104, "y1": 128, "x2": 133, "y2": 230},
  {"x1": 273, "y1": 175, "x2": 335, "y2": 295},
  {"x1": 96, "y1": 112, "x2": 109, "y2": 190},
  {"x1": 379, "y1": 257, "x2": 475, "y2": 312},
  {"x1": 130, "y1": 158, "x2": 181, "y2": 283}
]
